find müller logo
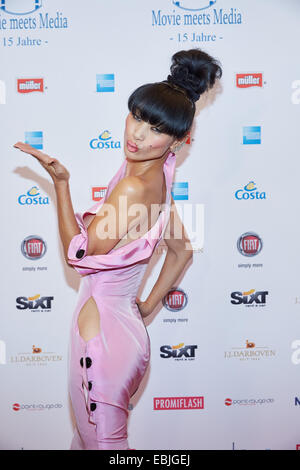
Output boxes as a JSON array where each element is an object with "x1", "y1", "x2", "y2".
[
  {"x1": 154, "y1": 396, "x2": 204, "y2": 410},
  {"x1": 17, "y1": 78, "x2": 44, "y2": 93},
  {"x1": 236, "y1": 73, "x2": 263, "y2": 88}
]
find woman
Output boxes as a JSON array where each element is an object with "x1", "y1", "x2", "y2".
[{"x1": 14, "y1": 48, "x2": 222, "y2": 450}]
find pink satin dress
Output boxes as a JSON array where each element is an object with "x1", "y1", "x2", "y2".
[{"x1": 67, "y1": 150, "x2": 176, "y2": 450}]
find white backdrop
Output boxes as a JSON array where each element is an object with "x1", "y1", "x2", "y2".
[{"x1": 1, "y1": 0, "x2": 300, "y2": 450}]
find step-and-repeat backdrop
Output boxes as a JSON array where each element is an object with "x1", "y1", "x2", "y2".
[{"x1": 1, "y1": 0, "x2": 300, "y2": 450}]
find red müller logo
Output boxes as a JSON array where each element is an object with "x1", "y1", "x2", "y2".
[
  {"x1": 17, "y1": 78, "x2": 44, "y2": 93},
  {"x1": 236, "y1": 73, "x2": 263, "y2": 88},
  {"x1": 153, "y1": 396, "x2": 204, "y2": 410}
]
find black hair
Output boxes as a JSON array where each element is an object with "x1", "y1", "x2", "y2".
[{"x1": 128, "y1": 48, "x2": 222, "y2": 140}]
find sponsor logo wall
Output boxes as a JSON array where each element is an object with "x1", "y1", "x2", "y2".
[{"x1": 1, "y1": 0, "x2": 300, "y2": 450}]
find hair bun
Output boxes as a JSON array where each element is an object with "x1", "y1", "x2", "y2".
[{"x1": 167, "y1": 48, "x2": 222, "y2": 102}]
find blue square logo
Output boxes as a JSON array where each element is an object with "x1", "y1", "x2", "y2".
[
  {"x1": 171, "y1": 182, "x2": 189, "y2": 200},
  {"x1": 96, "y1": 74, "x2": 115, "y2": 92},
  {"x1": 243, "y1": 126, "x2": 261, "y2": 145},
  {"x1": 25, "y1": 131, "x2": 43, "y2": 149}
]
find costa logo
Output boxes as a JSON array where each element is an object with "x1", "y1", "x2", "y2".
[
  {"x1": 13, "y1": 403, "x2": 20, "y2": 411},
  {"x1": 237, "y1": 232, "x2": 262, "y2": 257},
  {"x1": 225, "y1": 398, "x2": 232, "y2": 406},
  {"x1": 21, "y1": 235, "x2": 47, "y2": 260},
  {"x1": 162, "y1": 287, "x2": 188, "y2": 311}
]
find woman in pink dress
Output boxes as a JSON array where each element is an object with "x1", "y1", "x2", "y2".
[{"x1": 14, "y1": 48, "x2": 222, "y2": 450}]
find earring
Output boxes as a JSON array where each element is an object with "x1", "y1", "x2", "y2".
[{"x1": 173, "y1": 141, "x2": 185, "y2": 153}]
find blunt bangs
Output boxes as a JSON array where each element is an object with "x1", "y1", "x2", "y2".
[{"x1": 127, "y1": 82, "x2": 194, "y2": 139}]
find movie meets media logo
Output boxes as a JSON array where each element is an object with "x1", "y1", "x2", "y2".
[
  {"x1": 152, "y1": 2, "x2": 243, "y2": 26},
  {"x1": 153, "y1": 396, "x2": 204, "y2": 410},
  {"x1": 0, "y1": 1, "x2": 68, "y2": 29}
]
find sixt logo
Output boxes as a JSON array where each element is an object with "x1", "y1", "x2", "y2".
[
  {"x1": 235, "y1": 181, "x2": 266, "y2": 200},
  {"x1": 16, "y1": 294, "x2": 54, "y2": 311},
  {"x1": 89, "y1": 130, "x2": 121, "y2": 150},
  {"x1": 160, "y1": 342, "x2": 197, "y2": 360},
  {"x1": 230, "y1": 289, "x2": 268, "y2": 307},
  {"x1": 172, "y1": 0, "x2": 216, "y2": 11},
  {"x1": 18, "y1": 186, "x2": 49, "y2": 205}
]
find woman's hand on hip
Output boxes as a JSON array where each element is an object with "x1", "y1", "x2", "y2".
[
  {"x1": 135, "y1": 297, "x2": 153, "y2": 318},
  {"x1": 13, "y1": 141, "x2": 70, "y2": 184}
]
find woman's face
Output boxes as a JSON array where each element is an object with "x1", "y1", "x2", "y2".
[{"x1": 124, "y1": 111, "x2": 178, "y2": 161}]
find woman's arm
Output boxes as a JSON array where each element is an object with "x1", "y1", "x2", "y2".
[
  {"x1": 54, "y1": 180, "x2": 81, "y2": 261},
  {"x1": 13, "y1": 142, "x2": 81, "y2": 262},
  {"x1": 137, "y1": 196, "x2": 193, "y2": 316}
]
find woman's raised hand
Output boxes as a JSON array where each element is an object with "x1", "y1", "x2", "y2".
[{"x1": 13, "y1": 141, "x2": 70, "y2": 184}]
